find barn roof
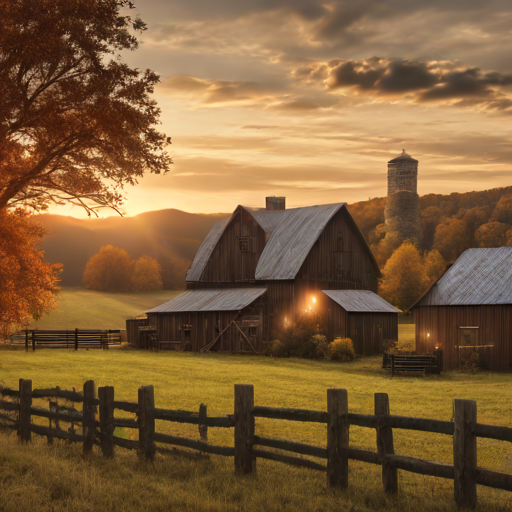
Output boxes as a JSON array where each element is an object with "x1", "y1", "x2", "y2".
[
  {"x1": 186, "y1": 202, "x2": 380, "y2": 282},
  {"x1": 322, "y1": 290, "x2": 401, "y2": 313},
  {"x1": 146, "y1": 288, "x2": 267, "y2": 314},
  {"x1": 411, "y1": 247, "x2": 512, "y2": 308}
]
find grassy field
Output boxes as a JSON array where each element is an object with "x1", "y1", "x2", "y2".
[
  {"x1": 27, "y1": 287, "x2": 182, "y2": 330},
  {"x1": 1, "y1": 350, "x2": 511, "y2": 511}
]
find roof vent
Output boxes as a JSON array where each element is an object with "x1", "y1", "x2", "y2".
[{"x1": 265, "y1": 196, "x2": 286, "y2": 211}]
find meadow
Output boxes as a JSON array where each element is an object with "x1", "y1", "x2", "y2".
[
  {"x1": 1, "y1": 349, "x2": 511, "y2": 512},
  {"x1": 27, "y1": 287, "x2": 182, "y2": 330}
]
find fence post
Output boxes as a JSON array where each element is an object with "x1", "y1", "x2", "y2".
[
  {"x1": 234, "y1": 384, "x2": 255, "y2": 475},
  {"x1": 99, "y1": 386, "x2": 114, "y2": 458},
  {"x1": 199, "y1": 403, "x2": 208, "y2": 443},
  {"x1": 327, "y1": 388, "x2": 349, "y2": 489},
  {"x1": 18, "y1": 379, "x2": 32, "y2": 443},
  {"x1": 75, "y1": 328, "x2": 78, "y2": 351},
  {"x1": 375, "y1": 393, "x2": 398, "y2": 496},
  {"x1": 31, "y1": 330, "x2": 36, "y2": 351},
  {"x1": 138, "y1": 385, "x2": 156, "y2": 461},
  {"x1": 83, "y1": 380, "x2": 96, "y2": 455},
  {"x1": 453, "y1": 399, "x2": 477, "y2": 510}
]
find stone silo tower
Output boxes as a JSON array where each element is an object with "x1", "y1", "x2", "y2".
[{"x1": 384, "y1": 149, "x2": 421, "y2": 246}]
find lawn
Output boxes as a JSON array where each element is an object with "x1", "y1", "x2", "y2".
[
  {"x1": 27, "y1": 287, "x2": 182, "y2": 330},
  {"x1": 1, "y1": 350, "x2": 511, "y2": 511}
]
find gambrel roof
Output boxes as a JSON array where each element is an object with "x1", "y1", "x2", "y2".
[
  {"x1": 186, "y1": 202, "x2": 380, "y2": 282},
  {"x1": 412, "y1": 247, "x2": 512, "y2": 308}
]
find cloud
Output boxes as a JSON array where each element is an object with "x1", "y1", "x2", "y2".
[{"x1": 159, "y1": 75, "x2": 283, "y2": 105}]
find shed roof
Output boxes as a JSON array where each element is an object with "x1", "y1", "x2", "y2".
[
  {"x1": 146, "y1": 288, "x2": 267, "y2": 314},
  {"x1": 412, "y1": 247, "x2": 512, "y2": 307},
  {"x1": 322, "y1": 290, "x2": 401, "y2": 313},
  {"x1": 187, "y1": 202, "x2": 380, "y2": 282}
]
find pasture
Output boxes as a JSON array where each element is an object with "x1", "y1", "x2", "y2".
[
  {"x1": 27, "y1": 287, "x2": 181, "y2": 330},
  {"x1": 1, "y1": 350, "x2": 511, "y2": 511}
]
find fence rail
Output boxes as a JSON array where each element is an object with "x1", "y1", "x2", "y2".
[
  {"x1": 0, "y1": 380, "x2": 511, "y2": 511},
  {"x1": 10, "y1": 329, "x2": 121, "y2": 350}
]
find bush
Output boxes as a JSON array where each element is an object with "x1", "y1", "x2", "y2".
[
  {"x1": 329, "y1": 338, "x2": 355, "y2": 362},
  {"x1": 278, "y1": 312, "x2": 327, "y2": 359},
  {"x1": 459, "y1": 349, "x2": 480, "y2": 373},
  {"x1": 268, "y1": 339, "x2": 287, "y2": 358},
  {"x1": 311, "y1": 334, "x2": 329, "y2": 359}
]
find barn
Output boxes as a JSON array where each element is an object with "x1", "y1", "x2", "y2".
[
  {"x1": 323, "y1": 290, "x2": 400, "y2": 356},
  {"x1": 144, "y1": 197, "x2": 398, "y2": 354},
  {"x1": 411, "y1": 247, "x2": 512, "y2": 372}
]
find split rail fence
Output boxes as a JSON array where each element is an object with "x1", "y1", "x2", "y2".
[{"x1": 1, "y1": 381, "x2": 511, "y2": 510}]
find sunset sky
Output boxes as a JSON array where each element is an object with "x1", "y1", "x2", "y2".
[{"x1": 52, "y1": 0, "x2": 512, "y2": 218}]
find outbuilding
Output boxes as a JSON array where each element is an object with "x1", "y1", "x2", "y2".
[
  {"x1": 411, "y1": 247, "x2": 512, "y2": 372},
  {"x1": 323, "y1": 290, "x2": 400, "y2": 356}
]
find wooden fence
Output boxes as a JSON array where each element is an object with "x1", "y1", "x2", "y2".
[
  {"x1": 11, "y1": 329, "x2": 121, "y2": 350},
  {"x1": 1, "y1": 381, "x2": 511, "y2": 510}
]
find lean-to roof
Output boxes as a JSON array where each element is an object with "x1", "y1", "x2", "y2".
[
  {"x1": 146, "y1": 288, "x2": 267, "y2": 314},
  {"x1": 412, "y1": 247, "x2": 512, "y2": 307},
  {"x1": 186, "y1": 202, "x2": 379, "y2": 282},
  {"x1": 322, "y1": 290, "x2": 401, "y2": 313}
]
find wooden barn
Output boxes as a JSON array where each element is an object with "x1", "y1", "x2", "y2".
[
  {"x1": 323, "y1": 290, "x2": 400, "y2": 356},
  {"x1": 411, "y1": 247, "x2": 512, "y2": 372},
  {"x1": 145, "y1": 197, "x2": 398, "y2": 354}
]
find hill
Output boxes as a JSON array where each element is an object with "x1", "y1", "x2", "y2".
[{"x1": 36, "y1": 209, "x2": 227, "y2": 286}]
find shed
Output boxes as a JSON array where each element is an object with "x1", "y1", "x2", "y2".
[
  {"x1": 323, "y1": 290, "x2": 400, "y2": 355},
  {"x1": 146, "y1": 288, "x2": 267, "y2": 353},
  {"x1": 411, "y1": 247, "x2": 512, "y2": 371}
]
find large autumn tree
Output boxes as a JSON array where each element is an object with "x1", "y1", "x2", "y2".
[
  {"x1": 0, "y1": 210, "x2": 61, "y2": 337},
  {"x1": 0, "y1": 0, "x2": 171, "y2": 215}
]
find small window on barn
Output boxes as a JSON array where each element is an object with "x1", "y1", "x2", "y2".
[
  {"x1": 458, "y1": 326, "x2": 479, "y2": 347},
  {"x1": 239, "y1": 236, "x2": 250, "y2": 252}
]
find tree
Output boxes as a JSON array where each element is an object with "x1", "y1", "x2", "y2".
[
  {"x1": 424, "y1": 249, "x2": 446, "y2": 284},
  {"x1": 83, "y1": 245, "x2": 133, "y2": 292},
  {"x1": 0, "y1": 210, "x2": 61, "y2": 337},
  {"x1": 432, "y1": 217, "x2": 470, "y2": 262},
  {"x1": 159, "y1": 254, "x2": 190, "y2": 290},
  {"x1": 379, "y1": 241, "x2": 429, "y2": 311},
  {"x1": 490, "y1": 194, "x2": 512, "y2": 225},
  {"x1": 475, "y1": 222, "x2": 511, "y2": 248},
  {"x1": 0, "y1": 0, "x2": 171, "y2": 215},
  {"x1": 131, "y1": 256, "x2": 162, "y2": 291}
]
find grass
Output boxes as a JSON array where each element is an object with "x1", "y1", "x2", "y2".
[
  {"x1": 1, "y1": 350, "x2": 511, "y2": 511},
  {"x1": 27, "y1": 287, "x2": 182, "y2": 330}
]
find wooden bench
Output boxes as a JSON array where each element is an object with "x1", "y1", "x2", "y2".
[{"x1": 383, "y1": 352, "x2": 442, "y2": 376}]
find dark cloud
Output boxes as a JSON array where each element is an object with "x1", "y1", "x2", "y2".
[
  {"x1": 418, "y1": 68, "x2": 491, "y2": 101},
  {"x1": 328, "y1": 60, "x2": 385, "y2": 90},
  {"x1": 378, "y1": 61, "x2": 438, "y2": 92}
]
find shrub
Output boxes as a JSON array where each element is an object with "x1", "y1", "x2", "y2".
[
  {"x1": 329, "y1": 338, "x2": 355, "y2": 362},
  {"x1": 311, "y1": 334, "x2": 329, "y2": 359},
  {"x1": 459, "y1": 349, "x2": 480, "y2": 373},
  {"x1": 268, "y1": 340, "x2": 287, "y2": 358},
  {"x1": 279, "y1": 312, "x2": 327, "y2": 359}
]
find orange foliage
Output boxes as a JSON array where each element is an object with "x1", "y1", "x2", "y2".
[
  {"x1": 83, "y1": 245, "x2": 133, "y2": 292},
  {"x1": 132, "y1": 256, "x2": 163, "y2": 291},
  {"x1": 0, "y1": 211, "x2": 61, "y2": 337}
]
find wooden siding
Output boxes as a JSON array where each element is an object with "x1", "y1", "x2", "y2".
[
  {"x1": 326, "y1": 300, "x2": 398, "y2": 356},
  {"x1": 147, "y1": 298, "x2": 266, "y2": 353},
  {"x1": 296, "y1": 208, "x2": 379, "y2": 292},
  {"x1": 199, "y1": 206, "x2": 266, "y2": 283},
  {"x1": 415, "y1": 305, "x2": 512, "y2": 372}
]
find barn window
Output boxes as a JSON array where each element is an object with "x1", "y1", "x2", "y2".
[
  {"x1": 458, "y1": 326, "x2": 479, "y2": 347},
  {"x1": 238, "y1": 236, "x2": 250, "y2": 252},
  {"x1": 337, "y1": 232, "x2": 344, "y2": 252}
]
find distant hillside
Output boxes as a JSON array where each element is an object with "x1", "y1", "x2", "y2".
[
  {"x1": 348, "y1": 185, "x2": 512, "y2": 266},
  {"x1": 36, "y1": 209, "x2": 227, "y2": 286}
]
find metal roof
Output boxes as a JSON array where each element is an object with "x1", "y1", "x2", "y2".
[
  {"x1": 146, "y1": 288, "x2": 267, "y2": 314},
  {"x1": 413, "y1": 247, "x2": 512, "y2": 307},
  {"x1": 186, "y1": 202, "x2": 380, "y2": 282},
  {"x1": 322, "y1": 290, "x2": 401, "y2": 313},
  {"x1": 255, "y1": 203, "x2": 345, "y2": 280},
  {"x1": 186, "y1": 215, "x2": 232, "y2": 282}
]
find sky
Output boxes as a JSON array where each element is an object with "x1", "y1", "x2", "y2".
[{"x1": 51, "y1": 0, "x2": 512, "y2": 218}]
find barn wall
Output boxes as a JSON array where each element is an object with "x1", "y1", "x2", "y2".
[
  {"x1": 347, "y1": 313, "x2": 398, "y2": 356},
  {"x1": 147, "y1": 299, "x2": 266, "y2": 353},
  {"x1": 297, "y1": 208, "x2": 379, "y2": 292},
  {"x1": 415, "y1": 305, "x2": 512, "y2": 372},
  {"x1": 199, "y1": 207, "x2": 266, "y2": 283}
]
